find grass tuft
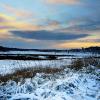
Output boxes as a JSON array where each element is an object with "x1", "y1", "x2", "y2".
[{"x1": 0, "y1": 67, "x2": 63, "y2": 83}]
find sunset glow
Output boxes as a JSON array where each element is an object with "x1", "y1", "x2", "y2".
[{"x1": 0, "y1": 0, "x2": 100, "y2": 48}]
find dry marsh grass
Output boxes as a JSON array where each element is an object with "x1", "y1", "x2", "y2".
[
  {"x1": 0, "y1": 57, "x2": 99, "y2": 83},
  {"x1": 70, "y1": 57, "x2": 100, "y2": 71},
  {"x1": 0, "y1": 67, "x2": 63, "y2": 83}
]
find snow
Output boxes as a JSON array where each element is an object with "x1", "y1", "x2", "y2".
[
  {"x1": 0, "y1": 69, "x2": 99, "y2": 100},
  {"x1": 0, "y1": 51, "x2": 99, "y2": 76},
  {"x1": 0, "y1": 51, "x2": 98, "y2": 58},
  {"x1": 0, "y1": 51, "x2": 99, "y2": 100},
  {"x1": 0, "y1": 59, "x2": 72, "y2": 75}
]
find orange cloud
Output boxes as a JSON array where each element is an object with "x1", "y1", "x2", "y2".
[
  {"x1": 55, "y1": 30, "x2": 100, "y2": 49},
  {"x1": 0, "y1": 13, "x2": 15, "y2": 21},
  {"x1": 0, "y1": 13, "x2": 41, "y2": 40},
  {"x1": 43, "y1": 19, "x2": 60, "y2": 30},
  {"x1": 45, "y1": 0, "x2": 79, "y2": 5},
  {"x1": 0, "y1": 13, "x2": 41, "y2": 31},
  {"x1": 0, "y1": 12, "x2": 60, "y2": 32},
  {"x1": 55, "y1": 41, "x2": 100, "y2": 49},
  {"x1": 0, "y1": 13, "x2": 15, "y2": 32},
  {"x1": 0, "y1": 31, "x2": 13, "y2": 39}
]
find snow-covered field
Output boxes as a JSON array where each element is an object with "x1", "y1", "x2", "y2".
[
  {"x1": 0, "y1": 51, "x2": 99, "y2": 100},
  {"x1": 0, "y1": 59, "x2": 72, "y2": 75},
  {"x1": 0, "y1": 51, "x2": 99, "y2": 57},
  {"x1": 0, "y1": 68, "x2": 99, "y2": 100}
]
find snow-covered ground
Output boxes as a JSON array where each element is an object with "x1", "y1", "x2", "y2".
[
  {"x1": 0, "y1": 51, "x2": 99, "y2": 100},
  {"x1": 0, "y1": 68, "x2": 99, "y2": 100},
  {"x1": 0, "y1": 51, "x2": 99, "y2": 58},
  {"x1": 0, "y1": 59, "x2": 72, "y2": 75}
]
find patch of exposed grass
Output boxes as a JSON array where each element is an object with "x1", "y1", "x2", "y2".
[
  {"x1": 96, "y1": 64, "x2": 100, "y2": 69},
  {"x1": 70, "y1": 57, "x2": 100, "y2": 71},
  {"x1": 0, "y1": 67, "x2": 63, "y2": 83},
  {"x1": 70, "y1": 59, "x2": 84, "y2": 70},
  {"x1": 83, "y1": 57, "x2": 100, "y2": 66}
]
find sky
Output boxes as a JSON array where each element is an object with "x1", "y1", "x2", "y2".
[{"x1": 0, "y1": 0, "x2": 100, "y2": 49}]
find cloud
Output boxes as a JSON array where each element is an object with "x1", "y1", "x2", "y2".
[
  {"x1": 0, "y1": 13, "x2": 42, "y2": 31},
  {"x1": 0, "y1": 13, "x2": 15, "y2": 32},
  {"x1": 1, "y1": 3, "x2": 34, "y2": 19},
  {"x1": 0, "y1": 13, "x2": 15, "y2": 22},
  {"x1": 55, "y1": 41, "x2": 100, "y2": 49},
  {"x1": 70, "y1": 21, "x2": 100, "y2": 31},
  {"x1": 0, "y1": 16, "x2": 7, "y2": 22},
  {"x1": 10, "y1": 30, "x2": 88, "y2": 40},
  {"x1": 60, "y1": 17, "x2": 100, "y2": 33},
  {"x1": 0, "y1": 32, "x2": 13, "y2": 39},
  {"x1": 44, "y1": 0, "x2": 80, "y2": 5},
  {"x1": 0, "y1": 13, "x2": 62, "y2": 32},
  {"x1": 77, "y1": 31, "x2": 100, "y2": 42},
  {"x1": 0, "y1": 0, "x2": 100, "y2": 49},
  {"x1": 42, "y1": 19, "x2": 61, "y2": 30},
  {"x1": 0, "y1": 13, "x2": 42, "y2": 40}
]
